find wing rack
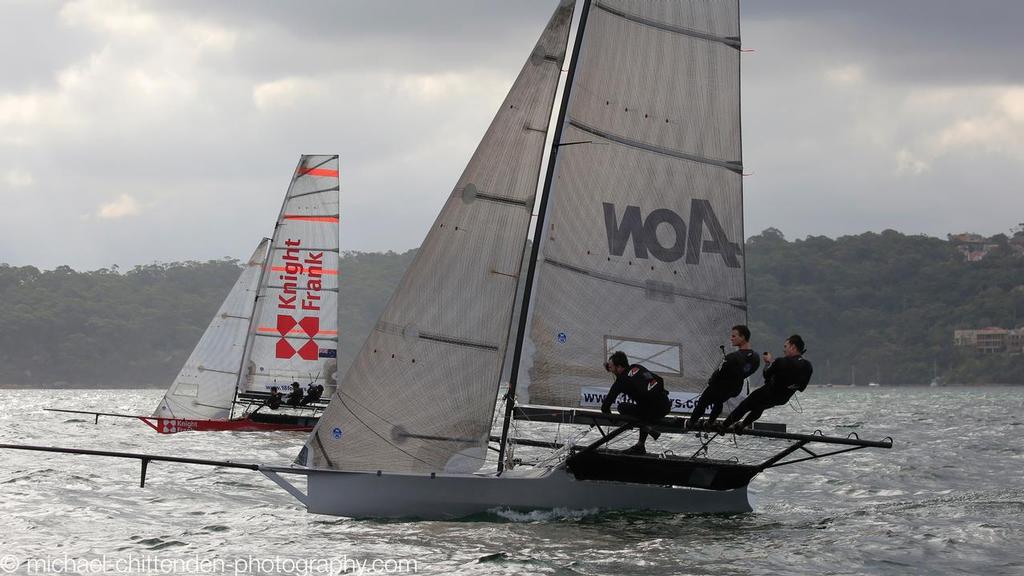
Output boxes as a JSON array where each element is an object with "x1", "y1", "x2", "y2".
[{"x1": 506, "y1": 405, "x2": 893, "y2": 490}]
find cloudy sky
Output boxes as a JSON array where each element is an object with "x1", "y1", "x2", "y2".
[{"x1": 1, "y1": 0, "x2": 1022, "y2": 270}]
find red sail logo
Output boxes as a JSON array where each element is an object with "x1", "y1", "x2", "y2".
[
  {"x1": 275, "y1": 314, "x2": 320, "y2": 360},
  {"x1": 273, "y1": 237, "x2": 325, "y2": 360}
]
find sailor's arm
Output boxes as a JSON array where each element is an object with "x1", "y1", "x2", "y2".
[{"x1": 601, "y1": 378, "x2": 624, "y2": 413}]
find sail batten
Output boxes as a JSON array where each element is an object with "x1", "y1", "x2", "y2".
[
  {"x1": 568, "y1": 118, "x2": 743, "y2": 173},
  {"x1": 304, "y1": 1, "x2": 576, "y2": 474}
]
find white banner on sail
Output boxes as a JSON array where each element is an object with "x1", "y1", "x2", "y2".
[{"x1": 580, "y1": 386, "x2": 700, "y2": 414}]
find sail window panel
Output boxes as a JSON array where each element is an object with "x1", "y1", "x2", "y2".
[
  {"x1": 605, "y1": 336, "x2": 682, "y2": 375},
  {"x1": 568, "y1": 7, "x2": 740, "y2": 164},
  {"x1": 542, "y1": 124, "x2": 744, "y2": 297},
  {"x1": 152, "y1": 239, "x2": 269, "y2": 420},
  {"x1": 307, "y1": 331, "x2": 501, "y2": 474},
  {"x1": 524, "y1": 262, "x2": 744, "y2": 408},
  {"x1": 171, "y1": 382, "x2": 200, "y2": 397},
  {"x1": 597, "y1": 0, "x2": 739, "y2": 39},
  {"x1": 304, "y1": 1, "x2": 574, "y2": 473}
]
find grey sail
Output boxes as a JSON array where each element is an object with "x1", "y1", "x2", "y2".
[
  {"x1": 303, "y1": 1, "x2": 574, "y2": 474},
  {"x1": 520, "y1": 0, "x2": 746, "y2": 408}
]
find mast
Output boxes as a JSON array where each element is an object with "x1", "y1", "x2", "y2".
[
  {"x1": 497, "y1": 0, "x2": 592, "y2": 474},
  {"x1": 737, "y1": 5, "x2": 749, "y2": 328}
]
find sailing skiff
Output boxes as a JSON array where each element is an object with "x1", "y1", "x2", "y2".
[
  {"x1": 47, "y1": 154, "x2": 340, "y2": 434},
  {"x1": 7, "y1": 1, "x2": 893, "y2": 520}
]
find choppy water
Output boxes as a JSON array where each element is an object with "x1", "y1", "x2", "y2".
[{"x1": 0, "y1": 387, "x2": 1021, "y2": 575}]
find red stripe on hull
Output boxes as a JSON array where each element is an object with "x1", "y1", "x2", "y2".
[{"x1": 139, "y1": 417, "x2": 313, "y2": 434}]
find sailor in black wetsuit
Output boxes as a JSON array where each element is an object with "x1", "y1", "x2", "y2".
[
  {"x1": 301, "y1": 383, "x2": 324, "y2": 405},
  {"x1": 686, "y1": 325, "x2": 760, "y2": 430},
  {"x1": 266, "y1": 386, "x2": 283, "y2": 410},
  {"x1": 723, "y1": 334, "x2": 813, "y2": 430},
  {"x1": 601, "y1": 351, "x2": 672, "y2": 455},
  {"x1": 286, "y1": 381, "x2": 303, "y2": 407}
]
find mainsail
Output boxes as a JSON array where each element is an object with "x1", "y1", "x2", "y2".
[
  {"x1": 303, "y1": 1, "x2": 574, "y2": 474},
  {"x1": 516, "y1": 0, "x2": 746, "y2": 408},
  {"x1": 153, "y1": 239, "x2": 270, "y2": 420},
  {"x1": 238, "y1": 155, "x2": 341, "y2": 397}
]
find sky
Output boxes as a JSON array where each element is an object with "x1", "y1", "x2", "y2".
[{"x1": 1, "y1": 0, "x2": 1022, "y2": 270}]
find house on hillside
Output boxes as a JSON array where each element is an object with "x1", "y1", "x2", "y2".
[
  {"x1": 954, "y1": 327, "x2": 1024, "y2": 354},
  {"x1": 948, "y1": 233, "x2": 1000, "y2": 262}
]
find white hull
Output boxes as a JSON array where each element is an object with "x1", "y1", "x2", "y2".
[{"x1": 288, "y1": 464, "x2": 750, "y2": 520}]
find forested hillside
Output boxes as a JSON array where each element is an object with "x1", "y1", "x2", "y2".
[
  {"x1": 746, "y1": 229, "x2": 1024, "y2": 385},
  {"x1": 1, "y1": 229, "x2": 1021, "y2": 387}
]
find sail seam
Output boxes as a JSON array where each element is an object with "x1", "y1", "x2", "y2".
[
  {"x1": 291, "y1": 186, "x2": 340, "y2": 200},
  {"x1": 543, "y1": 257, "x2": 747, "y2": 310},
  {"x1": 594, "y1": 1, "x2": 741, "y2": 49},
  {"x1": 569, "y1": 118, "x2": 743, "y2": 174}
]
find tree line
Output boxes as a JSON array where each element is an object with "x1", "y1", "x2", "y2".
[{"x1": 1, "y1": 228, "x2": 1021, "y2": 387}]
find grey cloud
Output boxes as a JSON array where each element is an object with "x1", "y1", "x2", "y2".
[
  {"x1": 0, "y1": 0, "x2": 97, "y2": 91},
  {"x1": 155, "y1": 0, "x2": 558, "y2": 79},
  {"x1": 743, "y1": 1, "x2": 1024, "y2": 85},
  {"x1": 0, "y1": 0, "x2": 1022, "y2": 271}
]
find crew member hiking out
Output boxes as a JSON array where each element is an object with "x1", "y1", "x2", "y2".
[
  {"x1": 286, "y1": 382, "x2": 303, "y2": 407},
  {"x1": 601, "y1": 351, "x2": 672, "y2": 455},
  {"x1": 302, "y1": 383, "x2": 324, "y2": 406},
  {"x1": 686, "y1": 325, "x2": 759, "y2": 430},
  {"x1": 266, "y1": 386, "x2": 283, "y2": 410},
  {"x1": 723, "y1": 334, "x2": 813, "y2": 430}
]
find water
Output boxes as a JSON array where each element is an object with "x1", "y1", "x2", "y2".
[{"x1": 1, "y1": 387, "x2": 1021, "y2": 575}]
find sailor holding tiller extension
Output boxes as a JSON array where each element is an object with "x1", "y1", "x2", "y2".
[
  {"x1": 601, "y1": 351, "x2": 672, "y2": 455},
  {"x1": 685, "y1": 325, "x2": 760, "y2": 431}
]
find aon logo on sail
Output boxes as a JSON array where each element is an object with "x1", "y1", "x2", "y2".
[{"x1": 602, "y1": 200, "x2": 741, "y2": 267}]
